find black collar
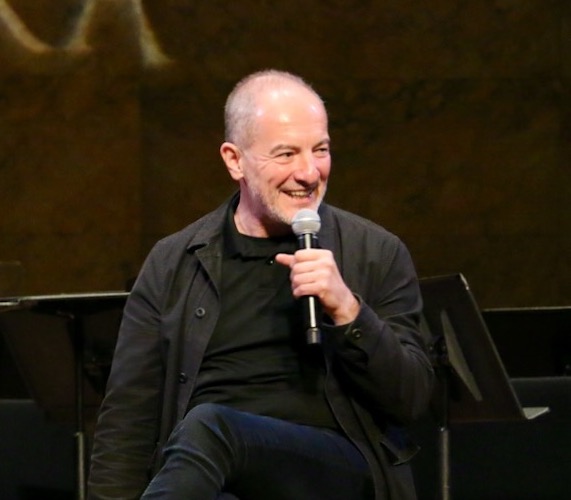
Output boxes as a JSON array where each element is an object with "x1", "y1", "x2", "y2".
[{"x1": 224, "y1": 204, "x2": 297, "y2": 259}]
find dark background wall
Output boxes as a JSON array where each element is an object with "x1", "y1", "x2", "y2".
[
  {"x1": 1, "y1": 0, "x2": 570, "y2": 307},
  {"x1": 1, "y1": 3, "x2": 570, "y2": 498}
]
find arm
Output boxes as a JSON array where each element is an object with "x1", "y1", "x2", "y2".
[
  {"x1": 328, "y1": 239, "x2": 433, "y2": 423},
  {"x1": 275, "y1": 239, "x2": 433, "y2": 424},
  {"x1": 88, "y1": 247, "x2": 166, "y2": 499}
]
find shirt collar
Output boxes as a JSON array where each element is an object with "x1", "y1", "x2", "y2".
[{"x1": 224, "y1": 203, "x2": 297, "y2": 258}]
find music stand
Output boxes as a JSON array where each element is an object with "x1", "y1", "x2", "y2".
[
  {"x1": 0, "y1": 292, "x2": 128, "y2": 500},
  {"x1": 419, "y1": 274, "x2": 548, "y2": 500}
]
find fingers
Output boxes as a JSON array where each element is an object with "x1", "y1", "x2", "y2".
[
  {"x1": 275, "y1": 249, "x2": 325, "y2": 267},
  {"x1": 274, "y1": 253, "x2": 294, "y2": 268},
  {"x1": 276, "y1": 249, "x2": 337, "y2": 298},
  {"x1": 276, "y1": 249, "x2": 359, "y2": 324},
  {"x1": 275, "y1": 251, "x2": 319, "y2": 297}
]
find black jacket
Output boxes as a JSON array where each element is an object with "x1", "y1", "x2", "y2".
[{"x1": 88, "y1": 196, "x2": 434, "y2": 499}]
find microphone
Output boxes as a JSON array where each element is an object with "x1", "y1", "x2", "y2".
[{"x1": 291, "y1": 209, "x2": 322, "y2": 345}]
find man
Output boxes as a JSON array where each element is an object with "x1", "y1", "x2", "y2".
[{"x1": 88, "y1": 70, "x2": 433, "y2": 499}]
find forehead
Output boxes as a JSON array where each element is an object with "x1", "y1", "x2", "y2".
[
  {"x1": 252, "y1": 86, "x2": 328, "y2": 138},
  {"x1": 256, "y1": 84, "x2": 325, "y2": 116}
]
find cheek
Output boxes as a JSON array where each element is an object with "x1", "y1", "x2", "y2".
[
  {"x1": 268, "y1": 165, "x2": 295, "y2": 186},
  {"x1": 318, "y1": 160, "x2": 332, "y2": 180}
]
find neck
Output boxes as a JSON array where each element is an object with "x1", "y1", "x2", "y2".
[{"x1": 234, "y1": 206, "x2": 291, "y2": 238}]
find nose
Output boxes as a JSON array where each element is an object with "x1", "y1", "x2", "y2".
[{"x1": 293, "y1": 153, "x2": 321, "y2": 184}]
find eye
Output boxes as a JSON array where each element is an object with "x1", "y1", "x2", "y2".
[{"x1": 275, "y1": 151, "x2": 295, "y2": 160}]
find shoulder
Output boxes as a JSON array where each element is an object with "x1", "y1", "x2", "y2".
[
  {"x1": 320, "y1": 204, "x2": 419, "y2": 307},
  {"x1": 150, "y1": 199, "x2": 229, "y2": 258},
  {"x1": 320, "y1": 203, "x2": 402, "y2": 250},
  {"x1": 129, "y1": 199, "x2": 229, "y2": 300}
]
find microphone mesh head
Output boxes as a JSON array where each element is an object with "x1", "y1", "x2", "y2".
[{"x1": 291, "y1": 209, "x2": 321, "y2": 235}]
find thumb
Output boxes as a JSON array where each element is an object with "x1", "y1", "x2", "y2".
[{"x1": 274, "y1": 253, "x2": 294, "y2": 268}]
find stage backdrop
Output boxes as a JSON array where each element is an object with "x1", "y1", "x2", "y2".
[{"x1": 1, "y1": 0, "x2": 569, "y2": 308}]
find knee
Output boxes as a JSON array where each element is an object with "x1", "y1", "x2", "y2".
[
  {"x1": 171, "y1": 403, "x2": 237, "y2": 444},
  {"x1": 164, "y1": 404, "x2": 244, "y2": 473},
  {"x1": 182, "y1": 403, "x2": 234, "y2": 431},
  {"x1": 186, "y1": 403, "x2": 229, "y2": 421}
]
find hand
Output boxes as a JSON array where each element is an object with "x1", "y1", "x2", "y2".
[{"x1": 275, "y1": 248, "x2": 360, "y2": 325}]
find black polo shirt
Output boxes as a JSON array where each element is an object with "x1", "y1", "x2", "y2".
[{"x1": 189, "y1": 206, "x2": 338, "y2": 430}]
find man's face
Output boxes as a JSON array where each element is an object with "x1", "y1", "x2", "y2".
[{"x1": 234, "y1": 87, "x2": 331, "y2": 235}]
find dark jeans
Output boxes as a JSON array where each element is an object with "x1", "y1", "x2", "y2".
[{"x1": 141, "y1": 403, "x2": 374, "y2": 500}]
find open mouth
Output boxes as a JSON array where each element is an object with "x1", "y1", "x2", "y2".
[{"x1": 284, "y1": 188, "x2": 315, "y2": 199}]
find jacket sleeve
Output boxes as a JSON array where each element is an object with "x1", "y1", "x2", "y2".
[
  {"x1": 88, "y1": 244, "x2": 166, "y2": 500},
  {"x1": 326, "y1": 237, "x2": 434, "y2": 424}
]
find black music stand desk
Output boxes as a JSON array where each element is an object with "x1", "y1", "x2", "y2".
[
  {"x1": 0, "y1": 292, "x2": 128, "y2": 500},
  {"x1": 419, "y1": 274, "x2": 548, "y2": 500}
]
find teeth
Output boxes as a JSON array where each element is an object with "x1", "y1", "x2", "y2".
[{"x1": 287, "y1": 190, "x2": 312, "y2": 198}]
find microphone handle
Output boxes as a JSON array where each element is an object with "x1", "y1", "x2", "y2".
[{"x1": 297, "y1": 233, "x2": 321, "y2": 345}]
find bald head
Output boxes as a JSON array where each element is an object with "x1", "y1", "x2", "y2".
[{"x1": 224, "y1": 70, "x2": 327, "y2": 149}]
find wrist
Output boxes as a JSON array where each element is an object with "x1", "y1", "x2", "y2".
[{"x1": 330, "y1": 294, "x2": 360, "y2": 326}]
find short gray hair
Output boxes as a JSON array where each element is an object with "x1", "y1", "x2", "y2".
[{"x1": 224, "y1": 70, "x2": 324, "y2": 148}]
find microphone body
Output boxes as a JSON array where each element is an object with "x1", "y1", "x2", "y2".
[{"x1": 291, "y1": 209, "x2": 322, "y2": 345}]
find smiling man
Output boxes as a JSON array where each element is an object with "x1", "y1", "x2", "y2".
[
  {"x1": 221, "y1": 73, "x2": 331, "y2": 236},
  {"x1": 88, "y1": 70, "x2": 433, "y2": 500}
]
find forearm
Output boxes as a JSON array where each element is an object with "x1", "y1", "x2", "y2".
[
  {"x1": 325, "y1": 243, "x2": 433, "y2": 423},
  {"x1": 88, "y1": 333, "x2": 164, "y2": 499},
  {"x1": 89, "y1": 267, "x2": 165, "y2": 498},
  {"x1": 326, "y1": 301, "x2": 433, "y2": 423}
]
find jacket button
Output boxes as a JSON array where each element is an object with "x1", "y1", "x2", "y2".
[
  {"x1": 349, "y1": 328, "x2": 363, "y2": 340},
  {"x1": 195, "y1": 307, "x2": 206, "y2": 318},
  {"x1": 178, "y1": 372, "x2": 188, "y2": 384}
]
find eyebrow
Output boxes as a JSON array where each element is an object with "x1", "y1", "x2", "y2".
[
  {"x1": 268, "y1": 139, "x2": 331, "y2": 156},
  {"x1": 269, "y1": 144, "x2": 296, "y2": 155}
]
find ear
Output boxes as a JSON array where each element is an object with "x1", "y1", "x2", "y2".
[{"x1": 220, "y1": 142, "x2": 244, "y2": 181}]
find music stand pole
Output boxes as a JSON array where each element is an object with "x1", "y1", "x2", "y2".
[
  {"x1": 68, "y1": 313, "x2": 87, "y2": 500},
  {"x1": 438, "y1": 374, "x2": 451, "y2": 500},
  {"x1": 432, "y1": 336, "x2": 452, "y2": 500}
]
